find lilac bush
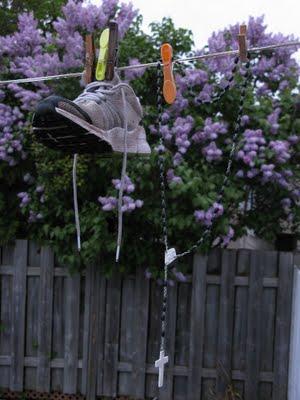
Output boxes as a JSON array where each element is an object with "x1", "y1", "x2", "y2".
[
  {"x1": 1, "y1": 9, "x2": 300, "y2": 272},
  {"x1": 0, "y1": 0, "x2": 138, "y2": 167}
]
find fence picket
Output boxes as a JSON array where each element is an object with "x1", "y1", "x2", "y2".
[
  {"x1": 131, "y1": 267, "x2": 150, "y2": 399},
  {"x1": 10, "y1": 240, "x2": 28, "y2": 391},
  {"x1": 273, "y1": 252, "x2": 294, "y2": 400},
  {"x1": 159, "y1": 281, "x2": 178, "y2": 400},
  {"x1": 36, "y1": 246, "x2": 54, "y2": 392},
  {"x1": 216, "y1": 250, "x2": 236, "y2": 394},
  {"x1": 63, "y1": 273, "x2": 80, "y2": 393},
  {"x1": 244, "y1": 251, "x2": 264, "y2": 400},
  {"x1": 103, "y1": 272, "x2": 122, "y2": 397},
  {"x1": 0, "y1": 244, "x2": 296, "y2": 399},
  {"x1": 187, "y1": 254, "x2": 207, "y2": 400}
]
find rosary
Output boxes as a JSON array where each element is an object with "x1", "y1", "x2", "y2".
[{"x1": 154, "y1": 53, "x2": 251, "y2": 389}]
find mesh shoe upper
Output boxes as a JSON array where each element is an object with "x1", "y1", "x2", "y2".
[{"x1": 32, "y1": 73, "x2": 151, "y2": 155}]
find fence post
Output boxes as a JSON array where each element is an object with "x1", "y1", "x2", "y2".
[
  {"x1": 10, "y1": 240, "x2": 28, "y2": 391},
  {"x1": 288, "y1": 254, "x2": 300, "y2": 400}
]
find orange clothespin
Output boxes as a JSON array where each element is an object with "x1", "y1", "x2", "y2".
[
  {"x1": 238, "y1": 24, "x2": 248, "y2": 62},
  {"x1": 84, "y1": 34, "x2": 95, "y2": 85},
  {"x1": 160, "y1": 43, "x2": 177, "y2": 104}
]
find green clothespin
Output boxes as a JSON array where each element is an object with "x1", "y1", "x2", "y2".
[{"x1": 95, "y1": 28, "x2": 110, "y2": 81}]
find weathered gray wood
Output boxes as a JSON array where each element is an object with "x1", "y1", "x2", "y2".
[
  {"x1": 0, "y1": 245, "x2": 296, "y2": 399},
  {"x1": 159, "y1": 281, "x2": 178, "y2": 400},
  {"x1": 175, "y1": 283, "x2": 191, "y2": 367},
  {"x1": 84, "y1": 265, "x2": 105, "y2": 400},
  {"x1": 0, "y1": 271, "x2": 12, "y2": 388},
  {"x1": 82, "y1": 264, "x2": 98, "y2": 399},
  {"x1": 51, "y1": 276, "x2": 65, "y2": 391},
  {"x1": 118, "y1": 277, "x2": 135, "y2": 396},
  {"x1": 273, "y1": 252, "x2": 294, "y2": 400},
  {"x1": 96, "y1": 273, "x2": 106, "y2": 396},
  {"x1": 78, "y1": 276, "x2": 85, "y2": 362},
  {"x1": 25, "y1": 242, "x2": 40, "y2": 392},
  {"x1": 119, "y1": 278, "x2": 135, "y2": 363},
  {"x1": 203, "y1": 284, "x2": 219, "y2": 369},
  {"x1": 187, "y1": 254, "x2": 207, "y2": 400},
  {"x1": 173, "y1": 376, "x2": 188, "y2": 400},
  {"x1": 2, "y1": 244, "x2": 14, "y2": 265},
  {"x1": 147, "y1": 281, "x2": 162, "y2": 363},
  {"x1": 145, "y1": 280, "x2": 162, "y2": 398},
  {"x1": 216, "y1": 250, "x2": 236, "y2": 394},
  {"x1": 288, "y1": 254, "x2": 300, "y2": 400},
  {"x1": 244, "y1": 251, "x2": 264, "y2": 400},
  {"x1": 63, "y1": 273, "x2": 80, "y2": 393},
  {"x1": 103, "y1": 272, "x2": 121, "y2": 397},
  {"x1": 10, "y1": 240, "x2": 28, "y2": 391},
  {"x1": 232, "y1": 251, "x2": 250, "y2": 372},
  {"x1": 36, "y1": 246, "x2": 54, "y2": 392},
  {"x1": 131, "y1": 267, "x2": 150, "y2": 399},
  {"x1": 28, "y1": 241, "x2": 41, "y2": 268},
  {"x1": 24, "y1": 276, "x2": 39, "y2": 389},
  {"x1": 81, "y1": 269, "x2": 92, "y2": 395},
  {"x1": 259, "y1": 252, "x2": 277, "y2": 400}
]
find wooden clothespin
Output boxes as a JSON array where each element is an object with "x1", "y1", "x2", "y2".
[
  {"x1": 160, "y1": 43, "x2": 177, "y2": 104},
  {"x1": 238, "y1": 24, "x2": 248, "y2": 62},
  {"x1": 84, "y1": 34, "x2": 95, "y2": 85},
  {"x1": 105, "y1": 21, "x2": 119, "y2": 81}
]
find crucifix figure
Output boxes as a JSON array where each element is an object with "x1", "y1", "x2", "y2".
[{"x1": 155, "y1": 350, "x2": 169, "y2": 388}]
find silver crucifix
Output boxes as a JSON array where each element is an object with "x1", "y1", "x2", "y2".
[{"x1": 155, "y1": 350, "x2": 169, "y2": 387}]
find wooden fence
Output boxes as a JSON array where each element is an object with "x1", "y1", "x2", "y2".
[{"x1": 0, "y1": 240, "x2": 295, "y2": 400}]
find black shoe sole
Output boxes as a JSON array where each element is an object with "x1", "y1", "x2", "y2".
[{"x1": 32, "y1": 95, "x2": 112, "y2": 154}]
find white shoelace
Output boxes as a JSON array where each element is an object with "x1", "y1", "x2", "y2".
[{"x1": 72, "y1": 79, "x2": 129, "y2": 260}]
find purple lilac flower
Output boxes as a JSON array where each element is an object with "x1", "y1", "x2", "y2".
[
  {"x1": 202, "y1": 142, "x2": 223, "y2": 162},
  {"x1": 269, "y1": 140, "x2": 290, "y2": 163},
  {"x1": 267, "y1": 108, "x2": 281, "y2": 134},
  {"x1": 98, "y1": 196, "x2": 118, "y2": 211},
  {"x1": 220, "y1": 226, "x2": 235, "y2": 247},
  {"x1": 17, "y1": 192, "x2": 31, "y2": 207},
  {"x1": 288, "y1": 135, "x2": 299, "y2": 144},
  {"x1": 194, "y1": 202, "x2": 224, "y2": 226},
  {"x1": 192, "y1": 118, "x2": 227, "y2": 143},
  {"x1": 112, "y1": 175, "x2": 135, "y2": 193},
  {"x1": 241, "y1": 115, "x2": 250, "y2": 126},
  {"x1": 166, "y1": 169, "x2": 182, "y2": 185},
  {"x1": 281, "y1": 198, "x2": 292, "y2": 213},
  {"x1": 237, "y1": 129, "x2": 266, "y2": 167}
]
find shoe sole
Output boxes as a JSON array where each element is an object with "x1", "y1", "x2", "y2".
[
  {"x1": 55, "y1": 107, "x2": 151, "y2": 155},
  {"x1": 32, "y1": 95, "x2": 113, "y2": 154}
]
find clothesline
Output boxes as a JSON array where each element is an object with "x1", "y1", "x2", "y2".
[{"x1": 0, "y1": 40, "x2": 300, "y2": 86}]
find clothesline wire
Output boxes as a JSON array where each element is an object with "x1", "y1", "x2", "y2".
[{"x1": 0, "y1": 40, "x2": 299, "y2": 86}]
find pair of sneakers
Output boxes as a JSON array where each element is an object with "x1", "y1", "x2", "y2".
[{"x1": 32, "y1": 73, "x2": 151, "y2": 155}]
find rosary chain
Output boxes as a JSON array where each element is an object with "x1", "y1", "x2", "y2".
[
  {"x1": 156, "y1": 63, "x2": 169, "y2": 252},
  {"x1": 194, "y1": 56, "x2": 239, "y2": 105},
  {"x1": 176, "y1": 54, "x2": 252, "y2": 260},
  {"x1": 156, "y1": 62, "x2": 169, "y2": 351}
]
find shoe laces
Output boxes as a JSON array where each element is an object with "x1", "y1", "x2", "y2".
[
  {"x1": 75, "y1": 80, "x2": 133, "y2": 104},
  {"x1": 75, "y1": 81, "x2": 114, "y2": 104}
]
